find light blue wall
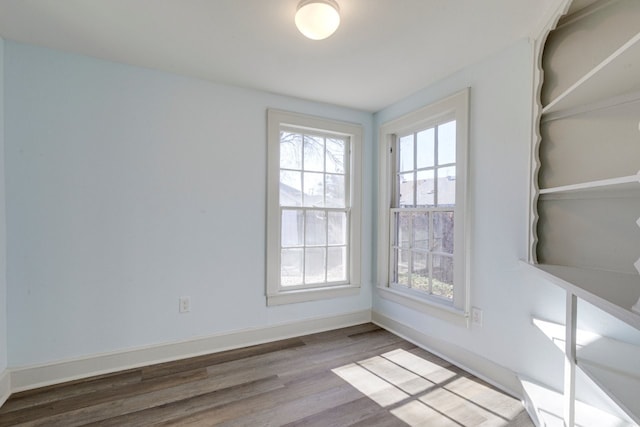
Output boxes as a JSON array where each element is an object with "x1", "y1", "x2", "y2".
[
  {"x1": 2, "y1": 34, "x2": 596, "y2": 397},
  {"x1": 373, "y1": 39, "x2": 567, "y2": 391},
  {"x1": 0, "y1": 37, "x2": 7, "y2": 376},
  {"x1": 5, "y1": 41, "x2": 373, "y2": 366}
]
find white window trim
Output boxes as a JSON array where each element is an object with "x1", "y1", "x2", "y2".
[
  {"x1": 376, "y1": 88, "x2": 470, "y2": 325},
  {"x1": 266, "y1": 109, "x2": 363, "y2": 306}
]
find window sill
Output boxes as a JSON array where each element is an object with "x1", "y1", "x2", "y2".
[
  {"x1": 376, "y1": 286, "x2": 469, "y2": 327},
  {"x1": 267, "y1": 284, "x2": 361, "y2": 306}
]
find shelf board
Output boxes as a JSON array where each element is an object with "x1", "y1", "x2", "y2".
[
  {"x1": 577, "y1": 337, "x2": 640, "y2": 425},
  {"x1": 542, "y1": 31, "x2": 640, "y2": 115},
  {"x1": 529, "y1": 318, "x2": 640, "y2": 424},
  {"x1": 521, "y1": 262, "x2": 640, "y2": 330},
  {"x1": 541, "y1": 88, "x2": 640, "y2": 123},
  {"x1": 539, "y1": 174, "x2": 640, "y2": 196},
  {"x1": 519, "y1": 376, "x2": 633, "y2": 427}
]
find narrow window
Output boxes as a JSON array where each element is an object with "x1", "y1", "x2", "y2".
[
  {"x1": 377, "y1": 89, "x2": 469, "y2": 323},
  {"x1": 267, "y1": 110, "x2": 362, "y2": 305},
  {"x1": 391, "y1": 120, "x2": 457, "y2": 300}
]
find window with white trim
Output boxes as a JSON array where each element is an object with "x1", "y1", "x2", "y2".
[
  {"x1": 267, "y1": 110, "x2": 362, "y2": 306},
  {"x1": 377, "y1": 89, "x2": 470, "y2": 323}
]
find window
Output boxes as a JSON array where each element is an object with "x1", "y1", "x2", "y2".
[
  {"x1": 377, "y1": 89, "x2": 470, "y2": 324},
  {"x1": 267, "y1": 109, "x2": 362, "y2": 306}
]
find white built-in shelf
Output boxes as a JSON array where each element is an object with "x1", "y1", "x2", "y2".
[
  {"x1": 519, "y1": 376, "x2": 633, "y2": 427},
  {"x1": 542, "y1": 88, "x2": 640, "y2": 123},
  {"x1": 529, "y1": 318, "x2": 640, "y2": 425},
  {"x1": 577, "y1": 336, "x2": 640, "y2": 425},
  {"x1": 542, "y1": 31, "x2": 640, "y2": 115},
  {"x1": 521, "y1": 262, "x2": 640, "y2": 330},
  {"x1": 539, "y1": 174, "x2": 640, "y2": 197}
]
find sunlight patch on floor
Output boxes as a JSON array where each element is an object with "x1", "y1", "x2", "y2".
[
  {"x1": 332, "y1": 348, "x2": 525, "y2": 427},
  {"x1": 332, "y1": 363, "x2": 409, "y2": 407}
]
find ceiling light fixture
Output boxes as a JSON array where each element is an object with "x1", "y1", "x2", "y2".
[{"x1": 295, "y1": 0, "x2": 340, "y2": 40}]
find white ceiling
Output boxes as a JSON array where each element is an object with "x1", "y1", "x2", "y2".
[{"x1": 0, "y1": 0, "x2": 563, "y2": 112}]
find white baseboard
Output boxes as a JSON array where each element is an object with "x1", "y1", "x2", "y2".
[
  {"x1": 0, "y1": 369, "x2": 10, "y2": 408},
  {"x1": 371, "y1": 310, "x2": 522, "y2": 399},
  {"x1": 10, "y1": 309, "x2": 371, "y2": 393}
]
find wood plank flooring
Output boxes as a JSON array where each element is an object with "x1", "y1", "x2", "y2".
[{"x1": 0, "y1": 324, "x2": 534, "y2": 426}]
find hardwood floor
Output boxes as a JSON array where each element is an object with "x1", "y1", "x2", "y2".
[{"x1": 0, "y1": 324, "x2": 534, "y2": 426}]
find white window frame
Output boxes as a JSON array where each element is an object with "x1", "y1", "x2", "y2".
[
  {"x1": 267, "y1": 109, "x2": 362, "y2": 306},
  {"x1": 376, "y1": 89, "x2": 470, "y2": 326}
]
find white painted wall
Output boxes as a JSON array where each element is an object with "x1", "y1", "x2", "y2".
[
  {"x1": 0, "y1": 37, "x2": 8, "y2": 377},
  {"x1": 4, "y1": 41, "x2": 373, "y2": 367},
  {"x1": 373, "y1": 39, "x2": 567, "y2": 392},
  {"x1": 4, "y1": 31, "x2": 621, "y2": 404}
]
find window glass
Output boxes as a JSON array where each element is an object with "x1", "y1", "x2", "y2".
[
  {"x1": 303, "y1": 135, "x2": 324, "y2": 172},
  {"x1": 268, "y1": 109, "x2": 362, "y2": 305},
  {"x1": 326, "y1": 138, "x2": 345, "y2": 173},
  {"x1": 391, "y1": 120, "x2": 457, "y2": 301},
  {"x1": 399, "y1": 135, "x2": 414, "y2": 172},
  {"x1": 378, "y1": 89, "x2": 468, "y2": 317},
  {"x1": 328, "y1": 211, "x2": 347, "y2": 245},
  {"x1": 305, "y1": 247, "x2": 326, "y2": 284},
  {"x1": 416, "y1": 169, "x2": 435, "y2": 207},
  {"x1": 437, "y1": 166, "x2": 456, "y2": 206},
  {"x1": 416, "y1": 128, "x2": 435, "y2": 169},
  {"x1": 281, "y1": 248, "x2": 303, "y2": 286},
  {"x1": 280, "y1": 132, "x2": 302, "y2": 170},
  {"x1": 438, "y1": 121, "x2": 456, "y2": 165},
  {"x1": 273, "y1": 127, "x2": 352, "y2": 290}
]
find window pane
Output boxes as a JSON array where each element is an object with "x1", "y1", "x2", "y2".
[
  {"x1": 327, "y1": 246, "x2": 347, "y2": 282},
  {"x1": 303, "y1": 172, "x2": 324, "y2": 206},
  {"x1": 416, "y1": 169, "x2": 434, "y2": 207},
  {"x1": 326, "y1": 138, "x2": 345, "y2": 173},
  {"x1": 432, "y1": 255, "x2": 454, "y2": 299},
  {"x1": 280, "y1": 132, "x2": 302, "y2": 170},
  {"x1": 281, "y1": 248, "x2": 303, "y2": 287},
  {"x1": 303, "y1": 135, "x2": 324, "y2": 172},
  {"x1": 399, "y1": 135, "x2": 414, "y2": 172},
  {"x1": 416, "y1": 128, "x2": 435, "y2": 169},
  {"x1": 438, "y1": 121, "x2": 456, "y2": 165},
  {"x1": 437, "y1": 166, "x2": 456, "y2": 206},
  {"x1": 433, "y1": 211, "x2": 454, "y2": 254},
  {"x1": 413, "y1": 212, "x2": 429, "y2": 250},
  {"x1": 305, "y1": 210, "x2": 327, "y2": 245},
  {"x1": 326, "y1": 174, "x2": 345, "y2": 208},
  {"x1": 395, "y1": 212, "x2": 411, "y2": 248},
  {"x1": 396, "y1": 249, "x2": 410, "y2": 287},
  {"x1": 305, "y1": 247, "x2": 326, "y2": 284},
  {"x1": 328, "y1": 211, "x2": 347, "y2": 245},
  {"x1": 399, "y1": 172, "x2": 414, "y2": 207},
  {"x1": 411, "y1": 251, "x2": 429, "y2": 293},
  {"x1": 281, "y1": 209, "x2": 304, "y2": 247},
  {"x1": 280, "y1": 170, "x2": 302, "y2": 206}
]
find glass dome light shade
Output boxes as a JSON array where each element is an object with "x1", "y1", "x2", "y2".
[{"x1": 295, "y1": 0, "x2": 340, "y2": 40}]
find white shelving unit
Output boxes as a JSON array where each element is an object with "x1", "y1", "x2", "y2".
[
  {"x1": 523, "y1": 262, "x2": 640, "y2": 330},
  {"x1": 520, "y1": 374, "x2": 635, "y2": 427},
  {"x1": 578, "y1": 336, "x2": 640, "y2": 425},
  {"x1": 527, "y1": 0, "x2": 640, "y2": 425},
  {"x1": 527, "y1": 317, "x2": 639, "y2": 426},
  {"x1": 539, "y1": 173, "x2": 640, "y2": 196},
  {"x1": 542, "y1": 31, "x2": 640, "y2": 115}
]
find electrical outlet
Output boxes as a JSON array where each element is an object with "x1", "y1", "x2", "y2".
[
  {"x1": 179, "y1": 296, "x2": 191, "y2": 313},
  {"x1": 471, "y1": 307, "x2": 483, "y2": 326}
]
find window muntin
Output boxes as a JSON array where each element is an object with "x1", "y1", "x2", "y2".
[
  {"x1": 377, "y1": 88, "x2": 469, "y2": 320},
  {"x1": 391, "y1": 120, "x2": 457, "y2": 301},
  {"x1": 390, "y1": 208, "x2": 454, "y2": 299},
  {"x1": 279, "y1": 129, "x2": 350, "y2": 289},
  {"x1": 396, "y1": 120, "x2": 456, "y2": 209},
  {"x1": 267, "y1": 109, "x2": 362, "y2": 305}
]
